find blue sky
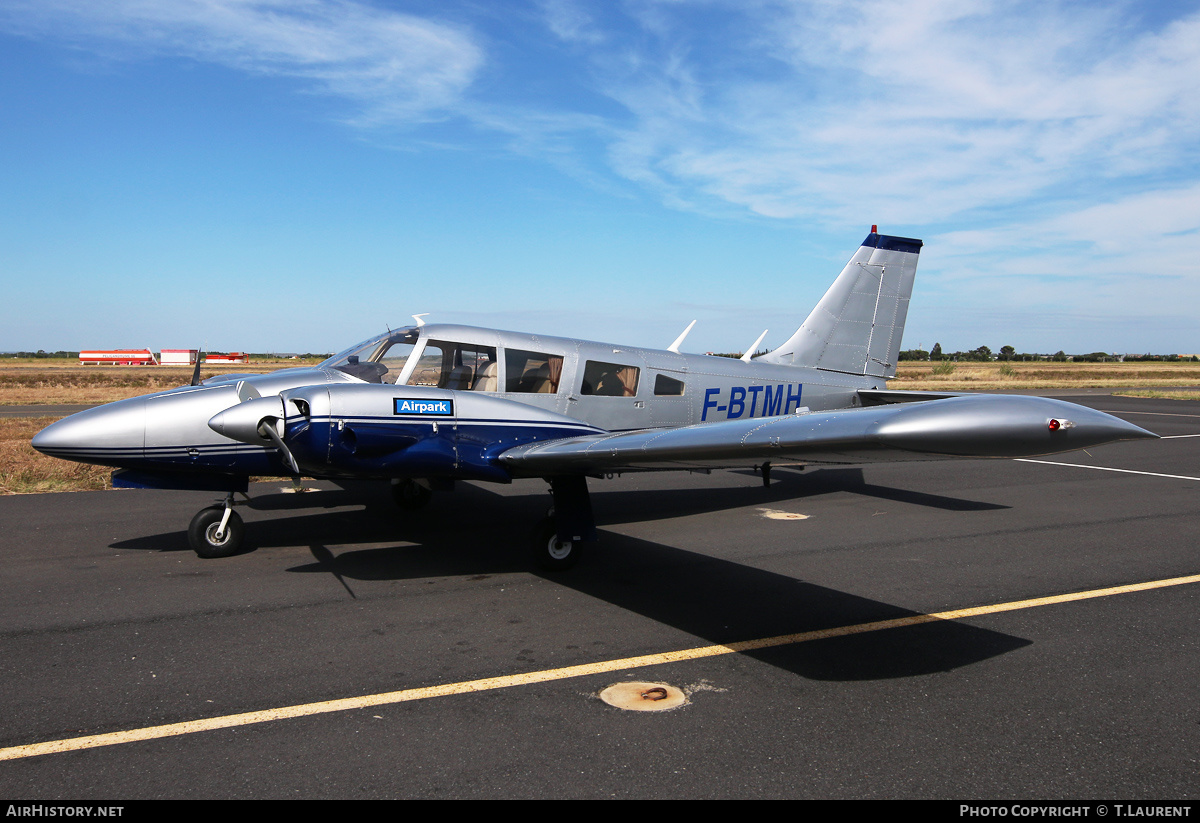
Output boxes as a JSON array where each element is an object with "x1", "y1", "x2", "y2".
[{"x1": 2, "y1": 0, "x2": 1198, "y2": 356}]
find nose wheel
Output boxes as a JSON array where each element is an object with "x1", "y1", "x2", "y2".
[{"x1": 188, "y1": 496, "x2": 245, "y2": 558}]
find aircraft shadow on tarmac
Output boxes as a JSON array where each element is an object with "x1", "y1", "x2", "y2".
[
  {"x1": 109, "y1": 467, "x2": 1008, "y2": 560},
  {"x1": 541, "y1": 534, "x2": 1032, "y2": 683},
  {"x1": 109, "y1": 470, "x2": 1028, "y2": 682},
  {"x1": 632, "y1": 466, "x2": 1011, "y2": 515}
]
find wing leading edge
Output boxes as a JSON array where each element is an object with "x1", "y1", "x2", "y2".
[{"x1": 499, "y1": 395, "x2": 1157, "y2": 476}]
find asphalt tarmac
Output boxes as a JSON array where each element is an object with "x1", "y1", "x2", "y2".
[
  {"x1": 1, "y1": 394, "x2": 1198, "y2": 799},
  {"x1": 1, "y1": 404, "x2": 97, "y2": 418}
]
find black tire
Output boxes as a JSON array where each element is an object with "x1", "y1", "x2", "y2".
[
  {"x1": 188, "y1": 506, "x2": 245, "y2": 559},
  {"x1": 531, "y1": 516, "x2": 580, "y2": 571},
  {"x1": 391, "y1": 479, "x2": 433, "y2": 510}
]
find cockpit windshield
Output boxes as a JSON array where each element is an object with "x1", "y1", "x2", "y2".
[{"x1": 320, "y1": 327, "x2": 420, "y2": 384}]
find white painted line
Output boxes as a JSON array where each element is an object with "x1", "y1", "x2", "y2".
[
  {"x1": 1099, "y1": 409, "x2": 1200, "y2": 418},
  {"x1": 1015, "y1": 458, "x2": 1200, "y2": 482}
]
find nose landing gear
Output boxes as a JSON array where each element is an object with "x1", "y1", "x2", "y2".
[{"x1": 188, "y1": 493, "x2": 246, "y2": 558}]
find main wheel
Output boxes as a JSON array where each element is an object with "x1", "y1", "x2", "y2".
[
  {"x1": 188, "y1": 506, "x2": 245, "y2": 559},
  {"x1": 391, "y1": 479, "x2": 433, "y2": 510},
  {"x1": 531, "y1": 516, "x2": 581, "y2": 571}
]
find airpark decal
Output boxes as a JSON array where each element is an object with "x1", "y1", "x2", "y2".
[{"x1": 394, "y1": 398, "x2": 454, "y2": 416}]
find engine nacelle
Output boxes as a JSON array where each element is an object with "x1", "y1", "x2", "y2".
[{"x1": 207, "y1": 395, "x2": 289, "y2": 446}]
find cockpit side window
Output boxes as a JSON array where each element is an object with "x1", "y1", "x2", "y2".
[
  {"x1": 505, "y1": 350, "x2": 564, "y2": 394},
  {"x1": 407, "y1": 341, "x2": 497, "y2": 390},
  {"x1": 378, "y1": 343, "x2": 417, "y2": 380}
]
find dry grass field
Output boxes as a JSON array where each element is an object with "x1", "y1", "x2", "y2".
[
  {"x1": 1114, "y1": 389, "x2": 1200, "y2": 400},
  {"x1": 890, "y1": 360, "x2": 1200, "y2": 391},
  {"x1": 0, "y1": 417, "x2": 111, "y2": 494},
  {"x1": 0, "y1": 358, "x2": 320, "y2": 493},
  {"x1": 0, "y1": 358, "x2": 322, "y2": 405},
  {"x1": 1, "y1": 358, "x2": 1196, "y2": 494}
]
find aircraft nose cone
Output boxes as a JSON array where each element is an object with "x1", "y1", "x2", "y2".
[{"x1": 31, "y1": 398, "x2": 148, "y2": 464}]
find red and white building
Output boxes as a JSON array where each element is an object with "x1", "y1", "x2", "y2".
[
  {"x1": 79, "y1": 349, "x2": 158, "y2": 366},
  {"x1": 160, "y1": 349, "x2": 199, "y2": 366},
  {"x1": 79, "y1": 349, "x2": 250, "y2": 365},
  {"x1": 204, "y1": 352, "x2": 249, "y2": 364}
]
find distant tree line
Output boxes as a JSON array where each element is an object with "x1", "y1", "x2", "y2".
[
  {"x1": 898, "y1": 344, "x2": 1198, "y2": 362},
  {"x1": 709, "y1": 349, "x2": 770, "y2": 360},
  {"x1": 247, "y1": 352, "x2": 333, "y2": 359},
  {"x1": 9, "y1": 350, "x2": 80, "y2": 359}
]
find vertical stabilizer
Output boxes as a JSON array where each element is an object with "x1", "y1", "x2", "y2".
[{"x1": 759, "y1": 230, "x2": 922, "y2": 378}]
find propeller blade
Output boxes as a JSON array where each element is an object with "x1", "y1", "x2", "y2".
[
  {"x1": 258, "y1": 419, "x2": 301, "y2": 478},
  {"x1": 189, "y1": 349, "x2": 204, "y2": 386}
]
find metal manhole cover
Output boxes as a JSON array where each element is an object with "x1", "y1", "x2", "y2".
[{"x1": 599, "y1": 682, "x2": 686, "y2": 711}]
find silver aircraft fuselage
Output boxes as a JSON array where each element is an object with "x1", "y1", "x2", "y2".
[
  {"x1": 31, "y1": 320, "x2": 1153, "y2": 486},
  {"x1": 30, "y1": 323, "x2": 878, "y2": 483},
  {"x1": 30, "y1": 230, "x2": 1157, "y2": 562}
]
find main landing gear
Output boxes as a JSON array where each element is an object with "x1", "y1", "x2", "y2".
[
  {"x1": 530, "y1": 476, "x2": 596, "y2": 572},
  {"x1": 532, "y1": 516, "x2": 578, "y2": 571},
  {"x1": 390, "y1": 478, "x2": 433, "y2": 510},
  {"x1": 188, "y1": 492, "x2": 246, "y2": 558}
]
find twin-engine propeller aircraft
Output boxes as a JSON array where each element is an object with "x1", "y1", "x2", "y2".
[{"x1": 34, "y1": 229, "x2": 1156, "y2": 568}]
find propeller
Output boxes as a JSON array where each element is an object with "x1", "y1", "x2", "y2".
[
  {"x1": 189, "y1": 348, "x2": 205, "y2": 386},
  {"x1": 256, "y1": 418, "x2": 301, "y2": 477},
  {"x1": 208, "y1": 393, "x2": 304, "y2": 486}
]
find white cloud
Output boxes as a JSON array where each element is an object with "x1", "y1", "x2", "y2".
[
  {"x1": 19, "y1": 0, "x2": 1198, "y2": 232},
  {"x1": 903, "y1": 178, "x2": 1200, "y2": 352},
  {"x1": 0, "y1": 0, "x2": 484, "y2": 121},
  {"x1": 537, "y1": 0, "x2": 604, "y2": 44},
  {"x1": 587, "y1": 0, "x2": 1200, "y2": 228}
]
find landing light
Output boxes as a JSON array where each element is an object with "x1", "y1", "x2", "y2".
[{"x1": 1048, "y1": 418, "x2": 1075, "y2": 431}]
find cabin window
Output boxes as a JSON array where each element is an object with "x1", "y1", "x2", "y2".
[
  {"x1": 581, "y1": 361, "x2": 640, "y2": 397},
  {"x1": 406, "y1": 341, "x2": 497, "y2": 390},
  {"x1": 505, "y1": 350, "x2": 564, "y2": 393},
  {"x1": 654, "y1": 374, "x2": 685, "y2": 396}
]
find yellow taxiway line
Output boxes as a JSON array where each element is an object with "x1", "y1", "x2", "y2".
[{"x1": 3, "y1": 572, "x2": 1199, "y2": 762}]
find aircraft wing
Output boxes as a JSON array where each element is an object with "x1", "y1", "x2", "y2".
[
  {"x1": 499, "y1": 394, "x2": 1156, "y2": 476},
  {"x1": 856, "y1": 388, "x2": 967, "y2": 405}
]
